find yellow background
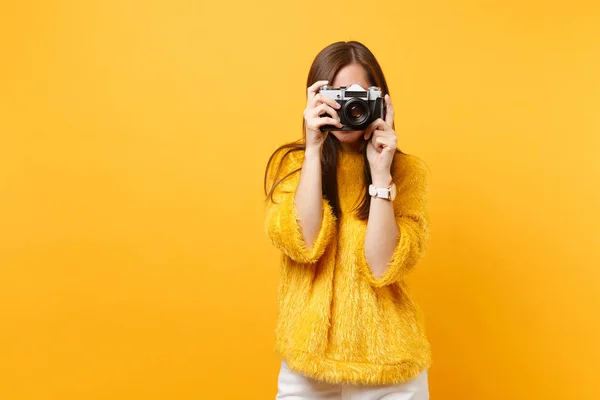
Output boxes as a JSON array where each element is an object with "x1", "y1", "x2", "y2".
[{"x1": 1, "y1": 1, "x2": 599, "y2": 399}]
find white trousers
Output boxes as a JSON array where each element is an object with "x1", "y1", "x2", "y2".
[{"x1": 275, "y1": 360, "x2": 429, "y2": 400}]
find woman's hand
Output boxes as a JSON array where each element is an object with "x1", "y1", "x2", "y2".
[
  {"x1": 364, "y1": 94, "x2": 397, "y2": 186},
  {"x1": 304, "y1": 80, "x2": 343, "y2": 151}
]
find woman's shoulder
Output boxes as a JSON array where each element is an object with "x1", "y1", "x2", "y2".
[
  {"x1": 392, "y1": 152, "x2": 429, "y2": 181},
  {"x1": 269, "y1": 145, "x2": 305, "y2": 170},
  {"x1": 265, "y1": 145, "x2": 305, "y2": 186}
]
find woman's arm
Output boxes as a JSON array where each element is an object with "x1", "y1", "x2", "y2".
[
  {"x1": 359, "y1": 158, "x2": 430, "y2": 287},
  {"x1": 360, "y1": 95, "x2": 430, "y2": 286},
  {"x1": 364, "y1": 173, "x2": 400, "y2": 279},
  {"x1": 294, "y1": 79, "x2": 341, "y2": 250},
  {"x1": 264, "y1": 149, "x2": 337, "y2": 264},
  {"x1": 294, "y1": 146, "x2": 325, "y2": 249},
  {"x1": 263, "y1": 79, "x2": 341, "y2": 263}
]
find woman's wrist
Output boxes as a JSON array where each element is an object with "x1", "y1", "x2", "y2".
[
  {"x1": 304, "y1": 144, "x2": 323, "y2": 160},
  {"x1": 371, "y1": 172, "x2": 392, "y2": 187}
]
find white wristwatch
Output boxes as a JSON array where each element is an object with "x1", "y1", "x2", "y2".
[{"x1": 368, "y1": 182, "x2": 397, "y2": 201}]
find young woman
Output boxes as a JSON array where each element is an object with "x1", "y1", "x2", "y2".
[{"x1": 264, "y1": 41, "x2": 431, "y2": 399}]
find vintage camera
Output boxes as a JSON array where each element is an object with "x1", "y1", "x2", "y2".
[{"x1": 319, "y1": 84, "x2": 385, "y2": 131}]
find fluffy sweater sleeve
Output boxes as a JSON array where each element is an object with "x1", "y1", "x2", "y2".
[
  {"x1": 264, "y1": 149, "x2": 337, "y2": 264},
  {"x1": 357, "y1": 155, "x2": 431, "y2": 287}
]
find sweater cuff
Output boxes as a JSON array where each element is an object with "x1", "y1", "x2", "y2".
[
  {"x1": 357, "y1": 221, "x2": 422, "y2": 288},
  {"x1": 266, "y1": 194, "x2": 336, "y2": 264}
]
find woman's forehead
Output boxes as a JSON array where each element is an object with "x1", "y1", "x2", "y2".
[{"x1": 332, "y1": 64, "x2": 370, "y2": 87}]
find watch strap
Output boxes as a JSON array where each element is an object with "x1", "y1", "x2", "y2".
[{"x1": 369, "y1": 183, "x2": 393, "y2": 200}]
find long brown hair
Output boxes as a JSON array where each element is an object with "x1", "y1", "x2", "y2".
[{"x1": 264, "y1": 41, "x2": 403, "y2": 220}]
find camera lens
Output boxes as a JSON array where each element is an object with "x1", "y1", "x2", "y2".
[
  {"x1": 342, "y1": 98, "x2": 370, "y2": 128},
  {"x1": 349, "y1": 104, "x2": 364, "y2": 119}
]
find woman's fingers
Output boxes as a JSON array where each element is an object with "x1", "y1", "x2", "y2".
[
  {"x1": 304, "y1": 81, "x2": 343, "y2": 133},
  {"x1": 375, "y1": 136, "x2": 388, "y2": 151},
  {"x1": 304, "y1": 102, "x2": 342, "y2": 131},
  {"x1": 310, "y1": 93, "x2": 341, "y2": 110},
  {"x1": 311, "y1": 103, "x2": 339, "y2": 120},
  {"x1": 370, "y1": 136, "x2": 395, "y2": 153},
  {"x1": 363, "y1": 118, "x2": 388, "y2": 140},
  {"x1": 384, "y1": 94, "x2": 395, "y2": 126},
  {"x1": 306, "y1": 116, "x2": 342, "y2": 131},
  {"x1": 307, "y1": 80, "x2": 329, "y2": 98},
  {"x1": 374, "y1": 134, "x2": 397, "y2": 152},
  {"x1": 368, "y1": 124, "x2": 397, "y2": 152},
  {"x1": 307, "y1": 81, "x2": 340, "y2": 109}
]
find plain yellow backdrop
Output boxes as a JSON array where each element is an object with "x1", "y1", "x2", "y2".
[{"x1": 1, "y1": 1, "x2": 599, "y2": 399}]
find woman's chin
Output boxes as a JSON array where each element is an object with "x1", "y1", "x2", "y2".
[{"x1": 331, "y1": 130, "x2": 364, "y2": 144}]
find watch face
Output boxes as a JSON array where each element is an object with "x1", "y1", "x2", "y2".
[
  {"x1": 369, "y1": 184, "x2": 396, "y2": 200},
  {"x1": 368, "y1": 185, "x2": 376, "y2": 197}
]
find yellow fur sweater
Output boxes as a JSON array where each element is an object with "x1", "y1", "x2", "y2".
[{"x1": 264, "y1": 147, "x2": 431, "y2": 385}]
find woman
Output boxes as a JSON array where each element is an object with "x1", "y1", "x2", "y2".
[{"x1": 264, "y1": 41, "x2": 431, "y2": 399}]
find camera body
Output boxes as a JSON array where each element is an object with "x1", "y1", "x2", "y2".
[{"x1": 318, "y1": 84, "x2": 385, "y2": 131}]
